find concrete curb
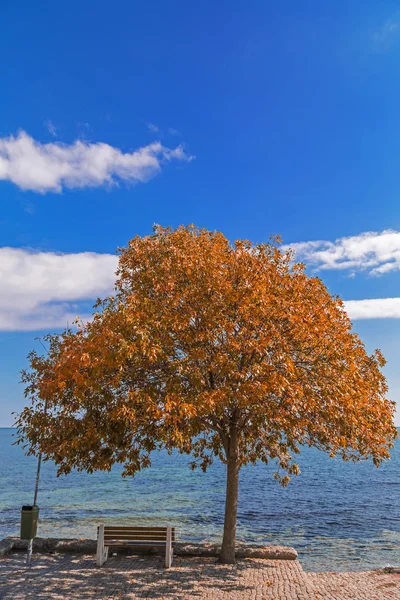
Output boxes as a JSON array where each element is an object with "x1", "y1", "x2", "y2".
[
  {"x1": 0, "y1": 538, "x2": 14, "y2": 558},
  {"x1": 1, "y1": 537, "x2": 298, "y2": 560},
  {"x1": 175, "y1": 542, "x2": 298, "y2": 559},
  {"x1": 383, "y1": 566, "x2": 400, "y2": 574}
]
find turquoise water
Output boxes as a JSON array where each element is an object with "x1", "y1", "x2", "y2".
[{"x1": 0, "y1": 427, "x2": 399, "y2": 571}]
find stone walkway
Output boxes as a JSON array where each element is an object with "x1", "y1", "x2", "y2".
[
  {"x1": 0, "y1": 552, "x2": 399, "y2": 599},
  {"x1": 307, "y1": 571, "x2": 400, "y2": 600}
]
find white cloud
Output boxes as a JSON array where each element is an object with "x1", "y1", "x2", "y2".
[
  {"x1": 286, "y1": 229, "x2": 400, "y2": 276},
  {"x1": 45, "y1": 120, "x2": 57, "y2": 137},
  {"x1": 344, "y1": 298, "x2": 400, "y2": 320},
  {"x1": 147, "y1": 122, "x2": 159, "y2": 133},
  {"x1": 372, "y1": 19, "x2": 399, "y2": 52},
  {"x1": 0, "y1": 131, "x2": 193, "y2": 193},
  {"x1": 0, "y1": 247, "x2": 117, "y2": 331}
]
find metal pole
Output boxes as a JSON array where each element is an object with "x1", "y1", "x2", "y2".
[
  {"x1": 26, "y1": 539, "x2": 33, "y2": 566},
  {"x1": 26, "y1": 450, "x2": 42, "y2": 567},
  {"x1": 33, "y1": 451, "x2": 43, "y2": 507},
  {"x1": 26, "y1": 399, "x2": 47, "y2": 567}
]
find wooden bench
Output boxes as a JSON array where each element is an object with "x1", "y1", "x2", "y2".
[{"x1": 96, "y1": 525, "x2": 175, "y2": 568}]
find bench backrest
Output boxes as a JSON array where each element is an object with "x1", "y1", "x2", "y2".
[{"x1": 103, "y1": 526, "x2": 175, "y2": 543}]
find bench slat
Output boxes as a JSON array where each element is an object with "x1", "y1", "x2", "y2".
[
  {"x1": 105, "y1": 540, "x2": 174, "y2": 547},
  {"x1": 104, "y1": 535, "x2": 173, "y2": 539},
  {"x1": 104, "y1": 533, "x2": 172, "y2": 536},
  {"x1": 104, "y1": 531, "x2": 172, "y2": 535},
  {"x1": 104, "y1": 531, "x2": 174, "y2": 536},
  {"x1": 103, "y1": 527, "x2": 175, "y2": 542},
  {"x1": 104, "y1": 536, "x2": 175, "y2": 544},
  {"x1": 103, "y1": 527, "x2": 173, "y2": 532}
]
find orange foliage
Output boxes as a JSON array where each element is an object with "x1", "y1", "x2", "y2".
[{"x1": 16, "y1": 225, "x2": 398, "y2": 561}]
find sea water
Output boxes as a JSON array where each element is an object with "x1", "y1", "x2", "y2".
[{"x1": 0, "y1": 427, "x2": 398, "y2": 571}]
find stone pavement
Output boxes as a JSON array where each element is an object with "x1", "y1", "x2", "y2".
[
  {"x1": 0, "y1": 552, "x2": 399, "y2": 600},
  {"x1": 307, "y1": 570, "x2": 400, "y2": 600}
]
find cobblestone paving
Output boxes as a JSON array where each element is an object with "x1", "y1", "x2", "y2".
[
  {"x1": 0, "y1": 553, "x2": 399, "y2": 599},
  {"x1": 307, "y1": 570, "x2": 400, "y2": 600}
]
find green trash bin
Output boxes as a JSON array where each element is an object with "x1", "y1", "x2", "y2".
[{"x1": 20, "y1": 505, "x2": 39, "y2": 540}]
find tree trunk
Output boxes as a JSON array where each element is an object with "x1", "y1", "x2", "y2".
[{"x1": 219, "y1": 425, "x2": 239, "y2": 564}]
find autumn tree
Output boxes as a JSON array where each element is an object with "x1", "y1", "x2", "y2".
[{"x1": 16, "y1": 225, "x2": 398, "y2": 563}]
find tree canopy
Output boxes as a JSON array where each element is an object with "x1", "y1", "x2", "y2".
[{"x1": 17, "y1": 225, "x2": 398, "y2": 563}]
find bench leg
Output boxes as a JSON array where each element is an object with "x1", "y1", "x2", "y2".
[
  {"x1": 96, "y1": 524, "x2": 108, "y2": 567},
  {"x1": 165, "y1": 525, "x2": 172, "y2": 568}
]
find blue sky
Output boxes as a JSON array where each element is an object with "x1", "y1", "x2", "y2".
[{"x1": 1, "y1": 1, "x2": 400, "y2": 425}]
